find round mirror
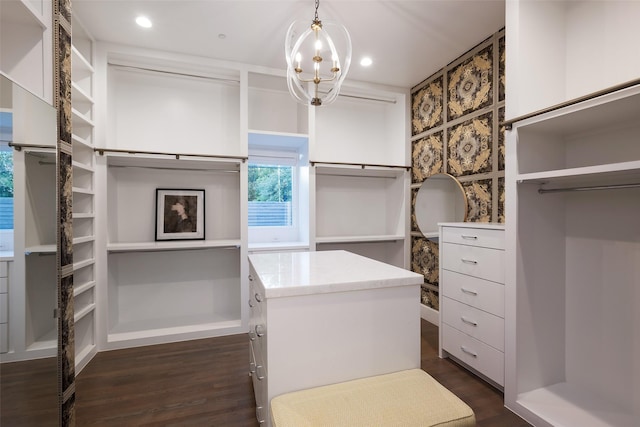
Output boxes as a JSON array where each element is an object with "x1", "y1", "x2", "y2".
[{"x1": 415, "y1": 173, "x2": 467, "y2": 238}]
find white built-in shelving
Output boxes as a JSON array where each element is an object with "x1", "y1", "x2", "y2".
[
  {"x1": 505, "y1": 4, "x2": 640, "y2": 423},
  {"x1": 0, "y1": 0, "x2": 53, "y2": 103},
  {"x1": 71, "y1": 16, "x2": 97, "y2": 373},
  {"x1": 309, "y1": 85, "x2": 410, "y2": 268},
  {"x1": 505, "y1": 74, "x2": 640, "y2": 427},
  {"x1": 101, "y1": 152, "x2": 245, "y2": 349},
  {"x1": 312, "y1": 163, "x2": 409, "y2": 268}
]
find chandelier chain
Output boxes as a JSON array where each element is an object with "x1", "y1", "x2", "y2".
[{"x1": 314, "y1": 0, "x2": 319, "y2": 21}]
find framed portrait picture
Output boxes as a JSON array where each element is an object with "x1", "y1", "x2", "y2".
[{"x1": 155, "y1": 189, "x2": 205, "y2": 241}]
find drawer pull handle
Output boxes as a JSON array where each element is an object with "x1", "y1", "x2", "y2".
[
  {"x1": 461, "y1": 316, "x2": 478, "y2": 327},
  {"x1": 461, "y1": 346, "x2": 478, "y2": 358},
  {"x1": 255, "y1": 325, "x2": 265, "y2": 337},
  {"x1": 256, "y1": 365, "x2": 265, "y2": 380},
  {"x1": 461, "y1": 258, "x2": 478, "y2": 265},
  {"x1": 461, "y1": 287, "x2": 478, "y2": 295},
  {"x1": 248, "y1": 298, "x2": 254, "y2": 308},
  {"x1": 248, "y1": 274, "x2": 254, "y2": 281},
  {"x1": 256, "y1": 406, "x2": 265, "y2": 424},
  {"x1": 249, "y1": 362, "x2": 256, "y2": 374},
  {"x1": 255, "y1": 292, "x2": 263, "y2": 303},
  {"x1": 461, "y1": 235, "x2": 478, "y2": 240},
  {"x1": 248, "y1": 330, "x2": 256, "y2": 341}
]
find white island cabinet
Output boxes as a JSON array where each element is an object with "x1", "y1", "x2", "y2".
[{"x1": 248, "y1": 250, "x2": 423, "y2": 426}]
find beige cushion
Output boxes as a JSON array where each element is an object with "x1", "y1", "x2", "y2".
[{"x1": 270, "y1": 369, "x2": 476, "y2": 427}]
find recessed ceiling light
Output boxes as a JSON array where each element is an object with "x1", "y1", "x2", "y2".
[
  {"x1": 360, "y1": 57, "x2": 373, "y2": 67},
  {"x1": 136, "y1": 16, "x2": 152, "y2": 28}
]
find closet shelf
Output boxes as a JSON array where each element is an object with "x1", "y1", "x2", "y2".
[
  {"x1": 72, "y1": 133, "x2": 93, "y2": 149},
  {"x1": 74, "y1": 303, "x2": 96, "y2": 323},
  {"x1": 71, "y1": 81, "x2": 94, "y2": 104},
  {"x1": 72, "y1": 108, "x2": 94, "y2": 127},
  {"x1": 73, "y1": 258, "x2": 95, "y2": 272},
  {"x1": 73, "y1": 236, "x2": 94, "y2": 245},
  {"x1": 107, "y1": 239, "x2": 241, "y2": 253},
  {"x1": 72, "y1": 187, "x2": 94, "y2": 195},
  {"x1": 517, "y1": 383, "x2": 635, "y2": 427},
  {"x1": 71, "y1": 45, "x2": 94, "y2": 74},
  {"x1": 72, "y1": 160, "x2": 94, "y2": 173},
  {"x1": 1, "y1": 0, "x2": 48, "y2": 29},
  {"x1": 108, "y1": 316, "x2": 242, "y2": 344},
  {"x1": 102, "y1": 150, "x2": 245, "y2": 170},
  {"x1": 25, "y1": 244, "x2": 56, "y2": 254},
  {"x1": 315, "y1": 234, "x2": 405, "y2": 244},
  {"x1": 516, "y1": 160, "x2": 640, "y2": 190},
  {"x1": 72, "y1": 212, "x2": 95, "y2": 219},
  {"x1": 315, "y1": 163, "x2": 407, "y2": 178},
  {"x1": 74, "y1": 280, "x2": 96, "y2": 297}
]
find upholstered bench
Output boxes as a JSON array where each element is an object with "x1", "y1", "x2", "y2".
[{"x1": 270, "y1": 369, "x2": 476, "y2": 427}]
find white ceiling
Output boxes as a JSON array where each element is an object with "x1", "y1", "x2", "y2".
[{"x1": 72, "y1": 0, "x2": 505, "y2": 89}]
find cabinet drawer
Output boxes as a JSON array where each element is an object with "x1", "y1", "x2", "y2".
[
  {"x1": 0, "y1": 277, "x2": 7, "y2": 293},
  {"x1": 441, "y1": 270, "x2": 504, "y2": 317},
  {"x1": 0, "y1": 262, "x2": 6, "y2": 278},
  {"x1": 0, "y1": 293, "x2": 7, "y2": 323},
  {"x1": 441, "y1": 227, "x2": 504, "y2": 250},
  {"x1": 250, "y1": 341, "x2": 267, "y2": 423},
  {"x1": 442, "y1": 243, "x2": 504, "y2": 283},
  {"x1": 0, "y1": 323, "x2": 7, "y2": 353},
  {"x1": 442, "y1": 297, "x2": 504, "y2": 351},
  {"x1": 442, "y1": 323, "x2": 504, "y2": 386},
  {"x1": 249, "y1": 281, "x2": 263, "y2": 319}
]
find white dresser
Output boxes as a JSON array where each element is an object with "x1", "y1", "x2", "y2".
[
  {"x1": 438, "y1": 223, "x2": 505, "y2": 387},
  {"x1": 248, "y1": 250, "x2": 423, "y2": 426}
]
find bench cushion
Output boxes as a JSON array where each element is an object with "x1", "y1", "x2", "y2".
[{"x1": 270, "y1": 369, "x2": 476, "y2": 427}]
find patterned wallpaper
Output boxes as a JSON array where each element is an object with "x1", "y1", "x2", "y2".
[{"x1": 410, "y1": 30, "x2": 505, "y2": 311}]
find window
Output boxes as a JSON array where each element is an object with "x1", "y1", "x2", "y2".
[
  {"x1": 248, "y1": 132, "x2": 308, "y2": 245},
  {"x1": 248, "y1": 163, "x2": 293, "y2": 227},
  {"x1": 0, "y1": 112, "x2": 13, "y2": 231}
]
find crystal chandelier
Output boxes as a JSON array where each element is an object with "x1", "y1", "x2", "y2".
[{"x1": 285, "y1": 0, "x2": 352, "y2": 106}]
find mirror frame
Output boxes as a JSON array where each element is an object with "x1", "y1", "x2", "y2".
[{"x1": 414, "y1": 172, "x2": 468, "y2": 238}]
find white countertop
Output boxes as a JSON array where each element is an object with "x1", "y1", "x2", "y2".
[{"x1": 248, "y1": 250, "x2": 424, "y2": 298}]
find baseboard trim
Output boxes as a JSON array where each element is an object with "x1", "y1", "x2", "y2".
[{"x1": 420, "y1": 304, "x2": 439, "y2": 326}]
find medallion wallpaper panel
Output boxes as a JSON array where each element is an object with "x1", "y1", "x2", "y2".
[{"x1": 409, "y1": 31, "x2": 505, "y2": 311}]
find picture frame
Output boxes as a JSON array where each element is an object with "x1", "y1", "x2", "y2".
[{"x1": 155, "y1": 189, "x2": 205, "y2": 241}]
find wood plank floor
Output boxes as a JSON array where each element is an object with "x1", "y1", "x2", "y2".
[
  {"x1": 72, "y1": 320, "x2": 530, "y2": 426},
  {"x1": 0, "y1": 356, "x2": 58, "y2": 426},
  {"x1": 0, "y1": 320, "x2": 531, "y2": 425}
]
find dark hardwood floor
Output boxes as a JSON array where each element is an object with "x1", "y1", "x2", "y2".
[
  {"x1": 0, "y1": 320, "x2": 530, "y2": 426},
  {"x1": 0, "y1": 356, "x2": 58, "y2": 426},
  {"x1": 73, "y1": 320, "x2": 530, "y2": 426}
]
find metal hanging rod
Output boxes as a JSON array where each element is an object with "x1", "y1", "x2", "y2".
[
  {"x1": 310, "y1": 160, "x2": 410, "y2": 171},
  {"x1": 109, "y1": 63, "x2": 240, "y2": 84},
  {"x1": 538, "y1": 182, "x2": 640, "y2": 194},
  {"x1": 502, "y1": 77, "x2": 640, "y2": 130},
  {"x1": 94, "y1": 147, "x2": 247, "y2": 162},
  {"x1": 9, "y1": 142, "x2": 56, "y2": 151},
  {"x1": 326, "y1": 91, "x2": 397, "y2": 104},
  {"x1": 108, "y1": 165, "x2": 239, "y2": 173}
]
